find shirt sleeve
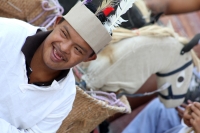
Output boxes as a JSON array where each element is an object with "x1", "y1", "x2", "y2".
[{"x1": 0, "y1": 94, "x2": 75, "y2": 133}]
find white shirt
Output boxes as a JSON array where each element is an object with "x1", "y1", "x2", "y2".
[{"x1": 0, "y1": 17, "x2": 76, "y2": 133}]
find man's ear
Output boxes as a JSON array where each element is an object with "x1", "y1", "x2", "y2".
[
  {"x1": 84, "y1": 54, "x2": 97, "y2": 62},
  {"x1": 53, "y1": 16, "x2": 63, "y2": 28}
]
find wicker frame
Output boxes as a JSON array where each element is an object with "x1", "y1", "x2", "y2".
[
  {"x1": 0, "y1": 0, "x2": 53, "y2": 27},
  {"x1": 57, "y1": 86, "x2": 130, "y2": 133}
]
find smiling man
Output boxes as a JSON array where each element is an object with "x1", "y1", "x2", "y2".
[{"x1": 0, "y1": 1, "x2": 112, "y2": 133}]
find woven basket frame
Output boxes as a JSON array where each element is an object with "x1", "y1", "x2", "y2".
[
  {"x1": 0, "y1": 0, "x2": 54, "y2": 27},
  {"x1": 57, "y1": 87, "x2": 129, "y2": 133}
]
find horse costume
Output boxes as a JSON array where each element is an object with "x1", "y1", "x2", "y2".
[{"x1": 77, "y1": 25, "x2": 198, "y2": 108}]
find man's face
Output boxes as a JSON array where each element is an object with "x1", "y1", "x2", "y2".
[{"x1": 41, "y1": 17, "x2": 96, "y2": 70}]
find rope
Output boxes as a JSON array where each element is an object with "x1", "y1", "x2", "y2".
[
  {"x1": 86, "y1": 91, "x2": 129, "y2": 113},
  {"x1": 117, "y1": 82, "x2": 170, "y2": 98},
  {"x1": 28, "y1": 0, "x2": 64, "y2": 28}
]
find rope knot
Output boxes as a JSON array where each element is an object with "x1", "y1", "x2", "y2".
[{"x1": 28, "y1": 0, "x2": 64, "y2": 28}]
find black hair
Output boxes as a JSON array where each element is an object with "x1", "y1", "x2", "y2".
[{"x1": 84, "y1": 2, "x2": 97, "y2": 13}]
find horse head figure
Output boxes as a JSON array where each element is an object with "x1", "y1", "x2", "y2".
[{"x1": 77, "y1": 25, "x2": 195, "y2": 108}]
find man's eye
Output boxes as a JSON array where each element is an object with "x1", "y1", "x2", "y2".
[
  {"x1": 61, "y1": 30, "x2": 67, "y2": 38},
  {"x1": 75, "y1": 47, "x2": 83, "y2": 54}
]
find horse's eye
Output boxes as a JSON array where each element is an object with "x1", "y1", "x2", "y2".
[
  {"x1": 178, "y1": 76, "x2": 184, "y2": 82},
  {"x1": 176, "y1": 71, "x2": 185, "y2": 88}
]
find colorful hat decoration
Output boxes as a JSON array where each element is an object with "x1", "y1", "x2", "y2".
[{"x1": 63, "y1": 0, "x2": 136, "y2": 54}]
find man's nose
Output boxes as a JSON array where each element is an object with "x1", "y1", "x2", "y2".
[{"x1": 60, "y1": 41, "x2": 73, "y2": 54}]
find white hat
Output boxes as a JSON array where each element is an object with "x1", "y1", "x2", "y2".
[{"x1": 63, "y1": 0, "x2": 136, "y2": 54}]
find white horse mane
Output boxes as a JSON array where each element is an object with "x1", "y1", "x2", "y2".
[
  {"x1": 81, "y1": 24, "x2": 190, "y2": 73},
  {"x1": 82, "y1": 25, "x2": 200, "y2": 70},
  {"x1": 110, "y1": 25, "x2": 189, "y2": 45}
]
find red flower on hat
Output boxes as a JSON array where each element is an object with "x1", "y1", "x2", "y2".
[{"x1": 103, "y1": 7, "x2": 115, "y2": 17}]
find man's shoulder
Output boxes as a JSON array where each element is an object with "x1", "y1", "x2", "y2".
[
  {"x1": 0, "y1": 17, "x2": 31, "y2": 27},
  {"x1": 0, "y1": 17, "x2": 39, "y2": 35}
]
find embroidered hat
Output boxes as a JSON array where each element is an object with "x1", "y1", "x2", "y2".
[{"x1": 63, "y1": 0, "x2": 136, "y2": 54}]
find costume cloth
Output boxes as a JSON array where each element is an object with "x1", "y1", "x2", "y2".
[
  {"x1": 122, "y1": 67, "x2": 200, "y2": 133},
  {"x1": 122, "y1": 98, "x2": 182, "y2": 133},
  {"x1": 0, "y1": 17, "x2": 76, "y2": 133}
]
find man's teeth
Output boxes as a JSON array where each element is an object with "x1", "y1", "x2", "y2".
[{"x1": 54, "y1": 49, "x2": 63, "y2": 59}]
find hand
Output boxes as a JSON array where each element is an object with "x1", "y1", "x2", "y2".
[
  {"x1": 183, "y1": 104, "x2": 192, "y2": 127},
  {"x1": 176, "y1": 100, "x2": 192, "y2": 119},
  {"x1": 190, "y1": 102, "x2": 200, "y2": 133}
]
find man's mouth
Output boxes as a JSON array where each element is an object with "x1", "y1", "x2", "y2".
[{"x1": 51, "y1": 47, "x2": 64, "y2": 62}]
